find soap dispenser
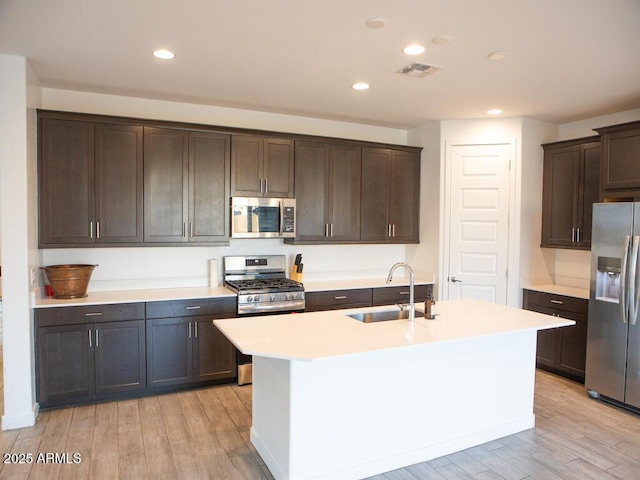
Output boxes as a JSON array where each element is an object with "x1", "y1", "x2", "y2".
[{"x1": 425, "y1": 292, "x2": 436, "y2": 319}]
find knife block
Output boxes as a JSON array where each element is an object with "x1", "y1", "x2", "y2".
[{"x1": 290, "y1": 265, "x2": 303, "y2": 283}]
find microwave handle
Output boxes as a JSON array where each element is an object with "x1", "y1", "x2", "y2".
[{"x1": 279, "y1": 200, "x2": 284, "y2": 236}]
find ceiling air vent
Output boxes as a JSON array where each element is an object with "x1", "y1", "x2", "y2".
[{"x1": 397, "y1": 62, "x2": 442, "y2": 78}]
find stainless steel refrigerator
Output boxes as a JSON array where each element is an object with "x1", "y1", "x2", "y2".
[{"x1": 585, "y1": 202, "x2": 640, "y2": 409}]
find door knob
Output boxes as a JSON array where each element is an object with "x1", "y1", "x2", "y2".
[{"x1": 450, "y1": 276, "x2": 462, "y2": 283}]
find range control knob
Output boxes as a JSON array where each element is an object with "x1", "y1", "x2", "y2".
[
  {"x1": 246, "y1": 296, "x2": 253, "y2": 302},
  {"x1": 270, "y1": 295, "x2": 276, "y2": 302},
  {"x1": 254, "y1": 295, "x2": 260, "y2": 302}
]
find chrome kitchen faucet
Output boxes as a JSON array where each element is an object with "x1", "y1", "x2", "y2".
[{"x1": 386, "y1": 262, "x2": 415, "y2": 323}]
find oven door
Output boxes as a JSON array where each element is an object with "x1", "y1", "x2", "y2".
[{"x1": 231, "y1": 197, "x2": 295, "y2": 238}]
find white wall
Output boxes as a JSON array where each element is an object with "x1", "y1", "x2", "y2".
[
  {"x1": 559, "y1": 107, "x2": 640, "y2": 140},
  {"x1": 520, "y1": 118, "x2": 558, "y2": 290},
  {"x1": 406, "y1": 122, "x2": 440, "y2": 292},
  {"x1": 0, "y1": 55, "x2": 41, "y2": 429}
]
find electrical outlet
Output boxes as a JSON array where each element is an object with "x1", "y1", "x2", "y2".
[{"x1": 30, "y1": 267, "x2": 37, "y2": 286}]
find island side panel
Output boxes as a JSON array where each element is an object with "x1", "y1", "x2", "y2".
[{"x1": 251, "y1": 329, "x2": 537, "y2": 480}]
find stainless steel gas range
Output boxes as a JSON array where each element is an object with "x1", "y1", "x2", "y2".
[{"x1": 223, "y1": 255, "x2": 305, "y2": 384}]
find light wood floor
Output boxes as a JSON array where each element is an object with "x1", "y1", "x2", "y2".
[{"x1": 1, "y1": 360, "x2": 640, "y2": 479}]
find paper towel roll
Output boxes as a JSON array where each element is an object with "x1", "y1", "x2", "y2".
[{"x1": 209, "y1": 259, "x2": 219, "y2": 287}]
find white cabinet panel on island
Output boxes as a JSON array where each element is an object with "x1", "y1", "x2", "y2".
[{"x1": 214, "y1": 299, "x2": 573, "y2": 480}]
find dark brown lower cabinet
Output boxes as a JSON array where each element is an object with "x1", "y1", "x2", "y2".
[
  {"x1": 523, "y1": 289, "x2": 588, "y2": 382},
  {"x1": 146, "y1": 316, "x2": 236, "y2": 387},
  {"x1": 305, "y1": 284, "x2": 434, "y2": 312},
  {"x1": 37, "y1": 319, "x2": 146, "y2": 408},
  {"x1": 145, "y1": 297, "x2": 237, "y2": 388}
]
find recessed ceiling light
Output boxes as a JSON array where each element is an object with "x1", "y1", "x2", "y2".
[
  {"x1": 365, "y1": 17, "x2": 387, "y2": 28},
  {"x1": 153, "y1": 49, "x2": 175, "y2": 60},
  {"x1": 488, "y1": 51, "x2": 507, "y2": 61},
  {"x1": 487, "y1": 109, "x2": 503, "y2": 115},
  {"x1": 352, "y1": 83, "x2": 370, "y2": 90},
  {"x1": 403, "y1": 44, "x2": 426, "y2": 55},
  {"x1": 432, "y1": 35, "x2": 453, "y2": 45}
]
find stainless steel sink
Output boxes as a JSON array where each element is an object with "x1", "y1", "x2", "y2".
[{"x1": 347, "y1": 308, "x2": 424, "y2": 323}]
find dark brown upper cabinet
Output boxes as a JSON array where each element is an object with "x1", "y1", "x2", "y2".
[
  {"x1": 541, "y1": 136, "x2": 601, "y2": 250},
  {"x1": 144, "y1": 128, "x2": 230, "y2": 244},
  {"x1": 39, "y1": 117, "x2": 143, "y2": 246},
  {"x1": 595, "y1": 120, "x2": 640, "y2": 200},
  {"x1": 290, "y1": 141, "x2": 361, "y2": 243},
  {"x1": 231, "y1": 135, "x2": 294, "y2": 198},
  {"x1": 361, "y1": 148, "x2": 420, "y2": 243}
]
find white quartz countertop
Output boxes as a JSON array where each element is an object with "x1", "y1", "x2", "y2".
[
  {"x1": 33, "y1": 286, "x2": 236, "y2": 308},
  {"x1": 522, "y1": 284, "x2": 589, "y2": 300},
  {"x1": 303, "y1": 277, "x2": 433, "y2": 292},
  {"x1": 214, "y1": 298, "x2": 574, "y2": 362}
]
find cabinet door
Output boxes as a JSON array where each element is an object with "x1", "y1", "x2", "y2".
[
  {"x1": 536, "y1": 328, "x2": 559, "y2": 369},
  {"x1": 94, "y1": 320, "x2": 146, "y2": 395},
  {"x1": 557, "y1": 311, "x2": 588, "y2": 379},
  {"x1": 576, "y1": 142, "x2": 601, "y2": 248},
  {"x1": 327, "y1": 145, "x2": 361, "y2": 241},
  {"x1": 295, "y1": 141, "x2": 330, "y2": 241},
  {"x1": 263, "y1": 138, "x2": 294, "y2": 197},
  {"x1": 189, "y1": 132, "x2": 230, "y2": 242},
  {"x1": 95, "y1": 124, "x2": 143, "y2": 243},
  {"x1": 146, "y1": 317, "x2": 193, "y2": 387},
  {"x1": 231, "y1": 135, "x2": 263, "y2": 196},
  {"x1": 601, "y1": 126, "x2": 640, "y2": 191},
  {"x1": 193, "y1": 317, "x2": 236, "y2": 382},
  {"x1": 37, "y1": 324, "x2": 94, "y2": 404},
  {"x1": 541, "y1": 145, "x2": 580, "y2": 247},
  {"x1": 389, "y1": 151, "x2": 420, "y2": 242},
  {"x1": 39, "y1": 119, "x2": 95, "y2": 245},
  {"x1": 361, "y1": 148, "x2": 391, "y2": 241},
  {"x1": 144, "y1": 127, "x2": 189, "y2": 242}
]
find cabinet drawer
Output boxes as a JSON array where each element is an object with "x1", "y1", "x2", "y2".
[
  {"x1": 524, "y1": 290, "x2": 588, "y2": 315},
  {"x1": 372, "y1": 284, "x2": 433, "y2": 306},
  {"x1": 305, "y1": 289, "x2": 372, "y2": 311},
  {"x1": 145, "y1": 297, "x2": 236, "y2": 319},
  {"x1": 36, "y1": 303, "x2": 145, "y2": 327}
]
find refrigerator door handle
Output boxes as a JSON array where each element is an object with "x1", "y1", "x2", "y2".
[
  {"x1": 621, "y1": 235, "x2": 631, "y2": 324},
  {"x1": 629, "y1": 235, "x2": 640, "y2": 326}
]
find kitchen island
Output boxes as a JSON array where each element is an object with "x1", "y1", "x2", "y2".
[{"x1": 214, "y1": 299, "x2": 573, "y2": 480}]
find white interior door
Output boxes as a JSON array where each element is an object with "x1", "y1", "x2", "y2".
[{"x1": 447, "y1": 144, "x2": 511, "y2": 303}]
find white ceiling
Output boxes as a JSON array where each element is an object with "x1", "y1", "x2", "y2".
[{"x1": 1, "y1": 0, "x2": 639, "y2": 129}]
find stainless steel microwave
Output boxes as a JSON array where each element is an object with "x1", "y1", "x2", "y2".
[{"x1": 231, "y1": 197, "x2": 296, "y2": 238}]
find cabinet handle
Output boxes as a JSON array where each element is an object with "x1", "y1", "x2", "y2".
[
  {"x1": 550, "y1": 299, "x2": 563, "y2": 305},
  {"x1": 576, "y1": 228, "x2": 580, "y2": 243},
  {"x1": 392, "y1": 224, "x2": 396, "y2": 237},
  {"x1": 259, "y1": 178, "x2": 263, "y2": 193},
  {"x1": 95, "y1": 329, "x2": 99, "y2": 347},
  {"x1": 571, "y1": 227, "x2": 576, "y2": 242},
  {"x1": 330, "y1": 223, "x2": 333, "y2": 237},
  {"x1": 388, "y1": 224, "x2": 392, "y2": 237},
  {"x1": 85, "y1": 312, "x2": 103, "y2": 317},
  {"x1": 88, "y1": 330, "x2": 92, "y2": 347},
  {"x1": 399, "y1": 291, "x2": 410, "y2": 295},
  {"x1": 190, "y1": 223, "x2": 194, "y2": 238},
  {"x1": 90, "y1": 221, "x2": 94, "y2": 239},
  {"x1": 194, "y1": 321, "x2": 198, "y2": 338},
  {"x1": 265, "y1": 178, "x2": 268, "y2": 194},
  {"x1": 325, "y1": 224, "x2": 329, "y2": 237},
  {"x1": 185, "y1": 306, "x2": 201, "y2": 310},
  {"x1": 182, "y1": 223, "x2": 187, "y2": 238},
  {"x1": 334, "y1": 295, "x2": 347, "y2": 300},
  {"x1": 188, "y1": 321, "x2": 192, "y2": 338},
  {"x1": 96, "y1": 221, "x2": 100, "y2": 239}
]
